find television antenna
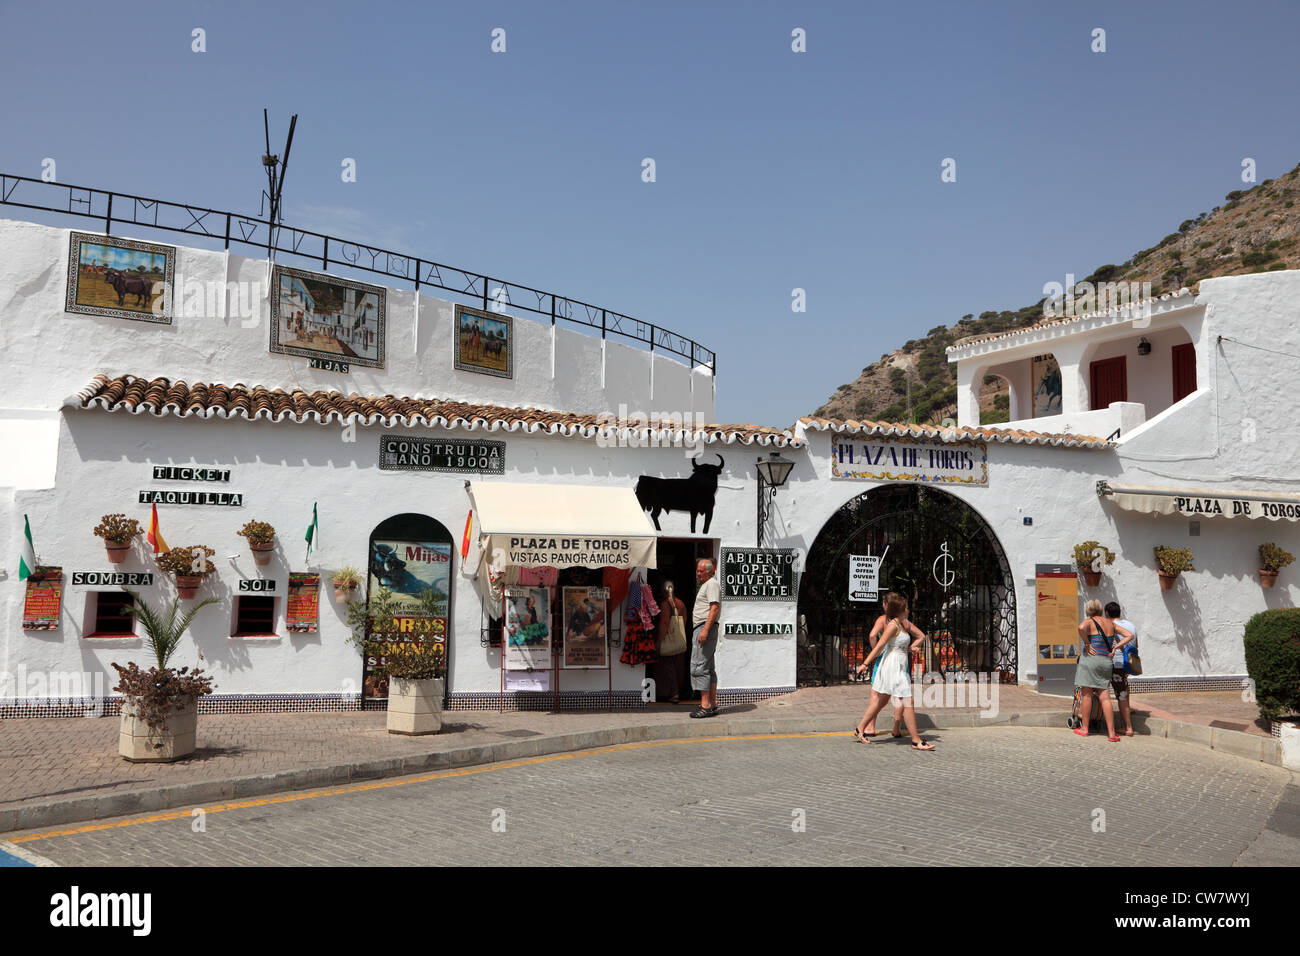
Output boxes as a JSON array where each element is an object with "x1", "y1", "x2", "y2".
[{"x1": 259, "y1": 108, "x2": 297, "y2": 265}]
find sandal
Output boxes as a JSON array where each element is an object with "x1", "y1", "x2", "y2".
[
  {"x1": 911, "y1": 741, "x2": 935, "y2": 751},
  {"x1": 690, "y1": 708, "x2": 709, "y2": 719},
  {"x1": 1107, "y1": 735, "x2": 1121, "y2": 742},
  {"x1": 1072, "y1": 728, "x2": 1089, "y2": 737}
]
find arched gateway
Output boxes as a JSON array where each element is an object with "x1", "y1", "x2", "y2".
[{"x1": 797, "y1": 484, "x2": 1017, "y2": 685}]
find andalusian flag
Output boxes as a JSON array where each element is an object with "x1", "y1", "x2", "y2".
[
  {"x1": 304, "y1": 502, "x2": 319, "y2": 561},
  {"x1": 461, "y1": 510, "x2": 473, "y2": 560},
  {"x1": 18, "y1": 514, "x2": 36, "y2": 582},
  {"x1": 146, "y1": 503, "x2": 168, "y2": 555}
]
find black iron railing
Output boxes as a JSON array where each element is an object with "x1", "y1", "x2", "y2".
[{"x1": 0, "y1": 173, "x2": 715, "y2": 374}]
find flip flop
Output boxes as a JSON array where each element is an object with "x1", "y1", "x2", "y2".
[
  {"x1": 1107, "y1": 735, "x2": 1121, "y2": 742},
  {"x1": 911, "y1": 741, "x2": 935, "y2": 751},
  {"x1": 1072, "y1": 728, "x2": 1089, "y2": 737}
]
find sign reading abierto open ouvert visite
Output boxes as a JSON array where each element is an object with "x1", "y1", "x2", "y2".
[{"x1": 720, "y1": 548, "x2": 797, "y2": 601}]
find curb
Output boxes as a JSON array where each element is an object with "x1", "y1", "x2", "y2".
[{"x1": 0, "y1": 710, "x2": 1283, "y2": 835}]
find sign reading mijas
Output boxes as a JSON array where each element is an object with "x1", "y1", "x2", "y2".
[
  {"x1": 138, "y1": 490, "x2": 244, "y2": 506},
  {"x1": 831, "y1": 437, "x2": 988, "y2": 486}
]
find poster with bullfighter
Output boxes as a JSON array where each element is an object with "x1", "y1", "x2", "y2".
[
  {"x1": 454, "y1": 303, "x2": 513, "y2": 379},
  {"x1": 65, "y1": 231, "x2": 175, "y2": 324},
  {"x1": 561, "y1": 586, "x2": 608, "y2": 669}
]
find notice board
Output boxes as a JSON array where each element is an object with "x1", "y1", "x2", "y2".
[{"x1": 1035, "y1": 564, "x2": 1080, "y2": 694}]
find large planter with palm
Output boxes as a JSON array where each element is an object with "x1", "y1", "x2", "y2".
[
  {"x1": 347, "y1": 586, "x2": 447, "y2": 734},
  {"x1": 113, "y1": 590, "x2": 218, "y2": 762}
]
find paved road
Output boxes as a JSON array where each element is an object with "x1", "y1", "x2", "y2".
[{"x1": 9, "y1": 729, "x2": 1297, "y2": 866}]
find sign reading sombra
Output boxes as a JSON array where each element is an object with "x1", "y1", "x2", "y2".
[
  {"x1": 720, "y1": 548, "x2": 797, "y2": 601},
  {"x1": 831, "y1": 437, "x2": 988, "y2": 486},
  {"x1": 379, "y1": 436, "x2": 504, "y2": 474}
]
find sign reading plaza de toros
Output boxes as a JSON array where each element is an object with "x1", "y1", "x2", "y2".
[
  {"x1": 720, "y1": 548, "x2": 797, "y2": 601},
  {"x1": 379, "y1": 435, "x2": 505, "y2": 474},
  {"x1": 831, "y1": 437, "x2": 988, "y2": 485}
]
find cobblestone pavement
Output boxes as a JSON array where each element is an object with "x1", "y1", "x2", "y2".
[
  {"x1": 0, "y1": 686, "x2": 1267, "y2": 812},
  {"x1": 12, "y1": 729, "x2": 1295, "y2": 867}
]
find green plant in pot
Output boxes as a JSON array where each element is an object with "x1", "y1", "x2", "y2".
[
  {"x1": 331, "y1": 565, "x2": 362, "y2": 603},
  {"x1": 236, "y1": 520, "x2": 277, "y2": 566},
  {"x1": 156, "y1": 545, "x2": 217, "y2": 599},
  {"x1": 94, "y1": 513, "x2": 142, "y2": 564},
  {"x1": 1154, "y1": 546, "x2": 1194, "y2": 590},
  {"x1": 112, "y1": 589, "x2": 218, "y2": 762},
  {"x1": 1073, "y1": 541, "x2": 1115, "y2": 587},
  {"x1": 347, "y1": 586, "x2": 447, "y2": 734},
  {"x1": 1258, "y1": 543, "x2": 1295, "y2": 588}
]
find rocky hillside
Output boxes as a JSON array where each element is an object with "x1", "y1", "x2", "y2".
[{"x1": 813, "y1": 163, "x2": 1300, "y2": 426}]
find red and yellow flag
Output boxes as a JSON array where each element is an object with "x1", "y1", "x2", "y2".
[
  {"x1": 146, "y1": 503, "x2": 168, "y2": 554},
  {"x1": 460, "y1": 510, "x2": 473, "y2": 560}
]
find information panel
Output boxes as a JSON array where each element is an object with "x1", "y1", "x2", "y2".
[{"x1": 720, "y1": 548, "x2": 797, "y2": 601}]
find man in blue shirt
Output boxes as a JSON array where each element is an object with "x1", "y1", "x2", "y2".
[{"x1": 1105, "y1": 602, "x2": 1138, "y2": 736}]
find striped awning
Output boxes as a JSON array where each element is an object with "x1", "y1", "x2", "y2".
[{"x1": 1097, "y1": 481, "x2": 1300, "y2": 521}]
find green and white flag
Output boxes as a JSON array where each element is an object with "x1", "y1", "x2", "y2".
[
  {"x1": 19, "y1": 514, "x2": 36, "y2": 582},
  {"x1": 304, "y1": 502, "x2": 318, "y2": 562}
]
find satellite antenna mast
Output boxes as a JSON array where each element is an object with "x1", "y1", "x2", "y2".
[{"x1": 260, "y1": 108, "x2": 297, "y2": 266}]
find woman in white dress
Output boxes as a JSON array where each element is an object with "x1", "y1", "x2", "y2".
[{"x1": 853, "y1": 593, "x2": 935, "y2": 751}]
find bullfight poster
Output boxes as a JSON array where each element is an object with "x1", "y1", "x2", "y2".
[
  {"x1": 504, "y1": 586, "x2": 551, "y2": 670},
  {"x1": 561, "y1": 586, "x2": 608, "y2": 669},
  {"x1": 454, "y1": 303, "x2": 514, "y2": 379},
  {"x1": 65, "y1": 231, "x2": 175, "y2": 324},
  {"x1": 368, "y1": 539, "x2": 452, "y2": 623}
]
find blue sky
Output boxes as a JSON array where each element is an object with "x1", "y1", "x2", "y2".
[{"x1": 3, "y1": 0, "x2": 1299, "y2": 425}]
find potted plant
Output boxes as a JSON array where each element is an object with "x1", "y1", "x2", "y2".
[
  {"x1": 1154, "y1": 546, "x2": 1194, "y2": 590},
  {"x1": 347, "y1": 586, "x2": 446, "y2": 734},
  {"x1": 236, "y1": 520, "x2": 277, "y2": 566},
  {"x1": 156, "y1": 545, "x2": 217, "y2": 599},
  {"x1": 1073, "y1": 541, "x2": 1116, "y2": 587},
  {"x1": 1259, "y1": 543, "x2": 1295, "y2": 588},
  {"x1": 113, "y1": 589, "x2": 218, "y2": 762},
  {"x1": 331, "y1": 565, "x2": 362, "y2": 603},
  {"x1": 94, "y1": 513, "x2": 142, "y2": 564}
]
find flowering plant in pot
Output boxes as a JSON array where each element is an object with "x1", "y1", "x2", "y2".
[
  {"x1": 93, "y1": 513, "x2": 142, "y2": 564},
  {"x1": 1258, "y1": 543, "x2": 1295, "y2": 588},
  {"x1": 156, "y1": 545, "x2": 217, "y2": 598},
  {"x1": 236, "y1": 520, "x2": 277, "y2": 566},
  {"x1": 331, "y1": 565, "x2": 362, "y2": 603},
  {"x1": 347, "y1": 586, "x2": 447, "y2": 734},
  {"x1": 1154, "y1": 546, "x2": 1194, "y2": 590},
  {"x1": 112, "y1": 589, "x2": 218, "y2": 762},
  {"x1": 1072, "y1": 541, "x2": 1115, "y2": 587}
]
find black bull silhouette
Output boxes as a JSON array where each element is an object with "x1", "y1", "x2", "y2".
[
  {"x1": 104, "y1": 269, "x2": 154, "y2": 307},
  {"x1": 634, "y1": 455, "x2": 724, "y2": 534}
]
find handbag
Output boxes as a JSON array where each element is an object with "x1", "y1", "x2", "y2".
[
  {"x1": 1124, "y1": 647, "x2": 1143, "y2": 676},
  {"x1": 658, "y1": 587, "x2": 688, "y2": 657}
]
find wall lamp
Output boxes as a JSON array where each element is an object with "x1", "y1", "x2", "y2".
[
  {"x1": 1137, "y1": 337, "x2": 1152, "y2": 356},
  {"x1": 756, "y1": 452, "x2": 795, "y2": 547}
]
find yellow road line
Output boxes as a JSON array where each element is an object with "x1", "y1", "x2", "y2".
[{"x1": 10, "y1": 732, "x2": 846, "y2": 844}]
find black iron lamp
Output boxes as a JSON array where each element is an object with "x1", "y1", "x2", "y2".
[
  {"x1": 756, "y1": 452, "x2": 795, "y2": 546},
  {"x1": 1137, "y1": 337, "x2": 1152, "y2": 356}
]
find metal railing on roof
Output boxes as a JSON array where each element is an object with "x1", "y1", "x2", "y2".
[{"x1": 0, "y1": 172, "x2": 716, "y2": 374}]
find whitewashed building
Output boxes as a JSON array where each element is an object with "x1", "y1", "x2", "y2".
[{"x1": 1, "y1": 180, "x2": 1296, "y2": 717}]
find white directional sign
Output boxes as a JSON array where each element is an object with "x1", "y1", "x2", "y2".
[{"x1": 849, "y1": 554, "x2": 881, "y2": 602}]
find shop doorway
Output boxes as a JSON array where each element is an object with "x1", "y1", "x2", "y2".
[
  {"x1": 364, "y1": 513, "x2": 455, "y2": 701},
  {"x1": 645, "y1": 538, "x2": 716, "y2": 703},
  {"x1": 797, "y1": 484, "x2": 1016, "y2": 686}
]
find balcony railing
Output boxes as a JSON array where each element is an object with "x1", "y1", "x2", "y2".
[{"x1": 0, "y1": 173, "x2": 715, "y2": 374}]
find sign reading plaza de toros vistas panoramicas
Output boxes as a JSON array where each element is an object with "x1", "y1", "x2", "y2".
[
  {"x1": 831, "y1": 437, "x2": 988, "y2": 485},
  {"x1": 720, "y1": 548, "x2": 797, "y2": 601}
]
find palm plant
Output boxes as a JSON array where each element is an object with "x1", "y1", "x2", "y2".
[{"x1": 121, "y1": 589, "x2": 218, "y2": 669}]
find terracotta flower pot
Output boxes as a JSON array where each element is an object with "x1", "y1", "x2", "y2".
[
  {"x1": 334, "y1": 583, "x2": 357, "y2": 604},
  {"x1": 175, "y1": 574, "x2": 202, "y2": 599},
  {"x1": 1158, "y1": 572, "x2": 1178, "y2": 591},
  {"x1": 119, "y1": 695, "x2": 198, "y2": 762},
  {"x1": 1260, "y1": 569, "x2": 1278, "y2": 588},
  {"x1": 250, "y1": 540, "x2": 274, "y2": 566},
  {"x1": 105, "y1": 542, "x2": 131, "y2": 564},
  {"x1": 1082, "y1": 570, "x2": 1102, "y2": 587}
]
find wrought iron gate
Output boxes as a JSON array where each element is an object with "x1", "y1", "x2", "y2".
[{"x1": 797, "y1": 484, "x2": 1016, "y2": 685}]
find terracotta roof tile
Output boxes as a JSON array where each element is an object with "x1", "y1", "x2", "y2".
[
  {"x1": 72, "y1": 374, "x2": 802, "y2": 447},
  {"x1": 798, "y1": 416, "x2": 1112, "y2": 449}
]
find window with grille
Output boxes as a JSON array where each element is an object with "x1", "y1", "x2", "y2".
[{"x1": 234, "y1": 596, "x2": 277, "y2": 636}]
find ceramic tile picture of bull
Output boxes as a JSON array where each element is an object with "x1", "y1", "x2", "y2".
[
  {"x1": 64, "y1": 231, "x2": 175, "y2": 324},
  {"x1": 454, "y1": 304, "x2": 514, "y2": 379},
  {"x1": 635, "y1": 454, "x2": 725, "y2": 534}
]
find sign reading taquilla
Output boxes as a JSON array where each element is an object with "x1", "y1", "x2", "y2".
[
  {"x1": 720, "y1": 548, "x2": 797, "y2": 601},
  {"x1": 139, "y1": 490, "x2": 243, "y2": 506},
  {"x1": 724, "y1": 623, "x2": 794, "y2": 636},
  {"x1": 379, "y1": 436, "x2": 505, "y2": 475},
  {"x1": 831, "y1": 437, "x2": 988, "y2": 486}
]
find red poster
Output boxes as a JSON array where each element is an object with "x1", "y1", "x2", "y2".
[
  {"x1": 286, "y1": 572, "x2": 320, "y2": 632},
  {"x1": 22, "y1": 567, "x2": 63, "y2": 630}
]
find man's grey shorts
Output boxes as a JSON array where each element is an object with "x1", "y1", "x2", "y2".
[{"x1": 690, "y1": 625, "x2": 718, "y2": 691}]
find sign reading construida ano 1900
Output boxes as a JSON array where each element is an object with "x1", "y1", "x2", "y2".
[
  {"x1": 831, "y1": 437, "x2": 988, "y2": 486},
  {"x1": 379, "y1": 435, "x2": 505, "y2": 474},
  {"x1": 720, "y1": 548, "x2": 797, "y2": 601}
]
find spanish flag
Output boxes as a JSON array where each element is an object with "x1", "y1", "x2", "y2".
[
  {"x1": 461, "y1": 510, "x2": 473, "y2": 560},
  {"x1": 146, "y1": 503, "x2": 168, "y2": 555}
]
